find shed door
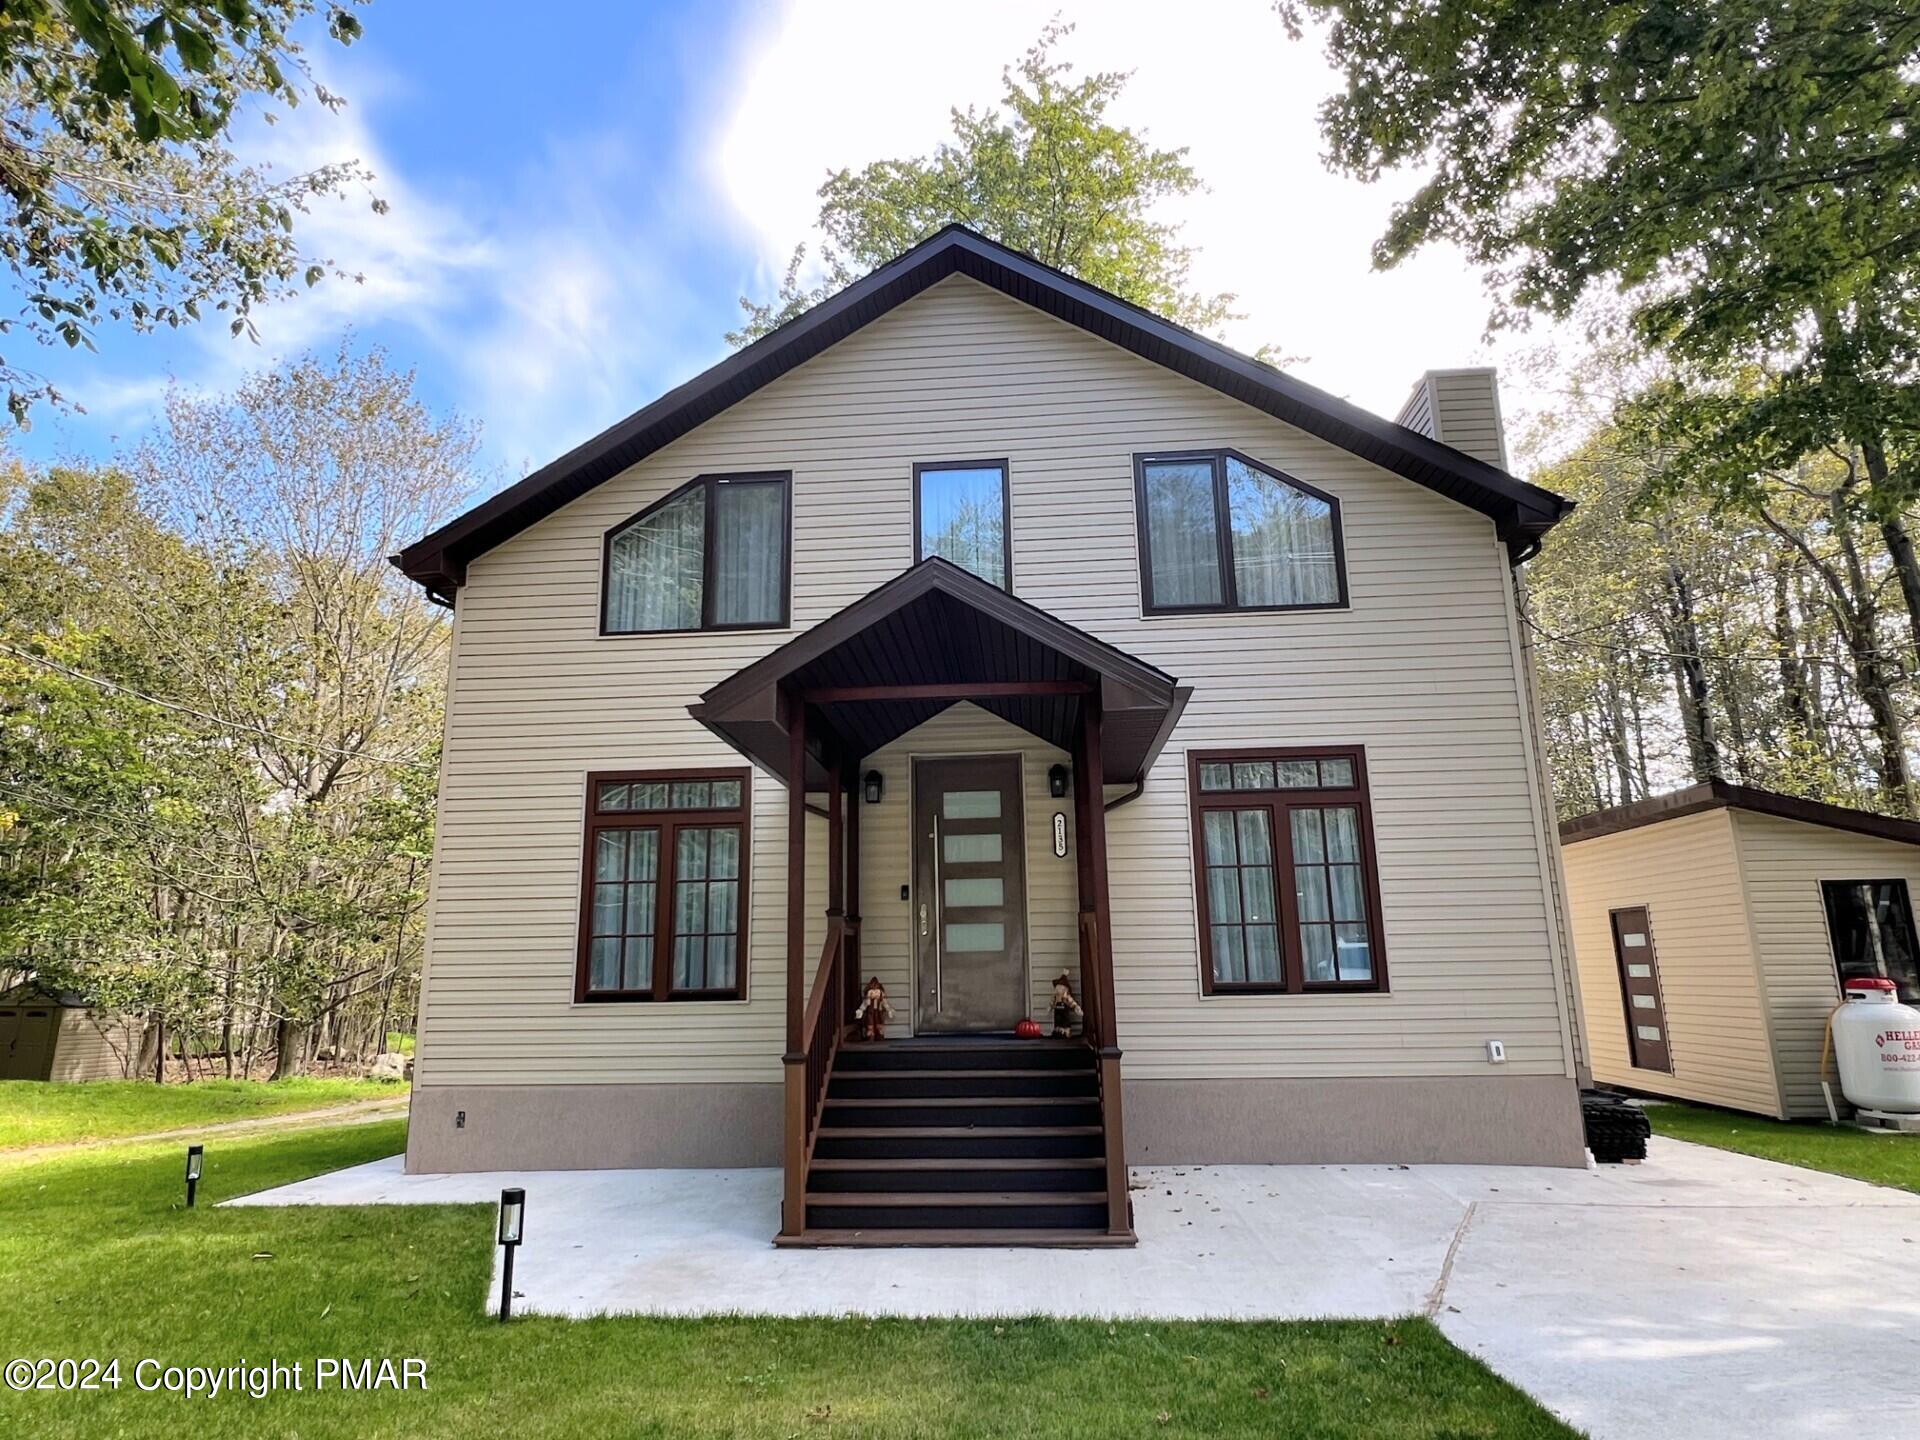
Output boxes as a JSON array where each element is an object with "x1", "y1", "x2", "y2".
[
  {"x1": 1609, "y1": 907, "x2": 1672, "y2": 1074},
  {"x1": 2, "y1": 1008, "x2": 55, "y2": 1081}
]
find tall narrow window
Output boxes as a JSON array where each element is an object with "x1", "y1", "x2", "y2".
[
  {"x1": 1190, "y1": 748, "x2": 1385, "y2": 994},
  {"x1": 577, "y1": 771, "x2": 749, "y2": 1000},
  {"x1": 914, "y1": 460, "x2": 1010, "y2": 588},
  {"x1": 1822, "y1": 879, "x2": 1920, "y2": 1003},
  {"x1": 603, "y1": 473, "x2": 789, "y2": 633},
  {"x1": 1136, "y1": 451, "x2": 1344, "y2": 614}
]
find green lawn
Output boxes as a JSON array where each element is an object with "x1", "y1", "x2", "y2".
[
  {"x1": 0, "y1": 1076, "x2": 408, "y2": 1150},
  {"x1": 0, "y1": 1121, "x2": 1577, "y2": 1439},
  {"x1": 1649, "y1": 1100, "x2": 1920, "y2": 1194}
]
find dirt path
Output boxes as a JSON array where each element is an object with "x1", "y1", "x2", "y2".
[{"x1": 0, "y1": 1093, "x2": 411, "y2": 1163}]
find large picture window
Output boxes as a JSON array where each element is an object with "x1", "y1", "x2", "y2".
[
  {"x1": 1822, "y1": 879, "x2": 1920, "y2": 1004},
  {"x1": 1135, "y1": 450, "x2": 1344, "y2": 615},
  {"x1": 1189, "y1": 747, "x2": 1386, "y2": 994},
  {"x1": 576, "y1": 770, "x2": 750, "y2": 1001},
  {"x1": 602, "y1": 473, "x2": 790, "y2": 634},
  {"x1": 914, "y1": 460, "x2": 1010, "y2": 588}
]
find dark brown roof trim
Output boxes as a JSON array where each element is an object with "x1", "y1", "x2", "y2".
[
  {"x1": 1560, "y1": 780, "x2": 1920, "y2": 848},
  {"x1": 392, "y1": 225, "x2": 1573, "y2": 596}
]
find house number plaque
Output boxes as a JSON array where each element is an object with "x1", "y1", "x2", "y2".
[{"x1": 1052, "y1": 812, "x2": 1068, "y2": 858}]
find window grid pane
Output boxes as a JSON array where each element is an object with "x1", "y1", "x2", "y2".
[
  {"x1": 585, "y1": 828, "x2": 659, "y2": 992},
  {"x1": 606, "y1": 488, "x2": 704, "y2": 632},
  {"x1": 1289, "y1": 805, "x2": 1372, "y2": 985},
  {"x1": 711, "y1": 480, "x2": 785, "y2": 626},
  {"x1": 1203, "y1": 806, "x2": 1277, "y2": 986},
  {"x1": 670, "y1": 825, "x2": 741, "y2": 990}
]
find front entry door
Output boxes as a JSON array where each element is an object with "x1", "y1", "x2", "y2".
[
  {"x1": 913, "y1": 755, "x2": 1028, "y2": 1032},
  {"x1": 1609, "y1": 906, "x2": 1673, "y2": 1073}
]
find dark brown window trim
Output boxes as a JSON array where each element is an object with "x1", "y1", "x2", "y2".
[
  {"x1": 1188, "y1": 745, "x2": 1388, "y2": 996},
  {"x1": 1133, "y1": 449, "x2": 1349, "y2": 617},
  {"x1": 912, "y1": 458, "x2": 1012, "y2": 590},
  {"x1": 575, "y1": 767, "x2": 752, "y2": 1003},
  {"x1": 600, "y1": 472, "x2": 792, "y2": 636}
]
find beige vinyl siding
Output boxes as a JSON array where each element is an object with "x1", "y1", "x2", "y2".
[
  {"x1": 419, "y1": 273, "x2": 1572, "y2": 1088},
  {"x1": 1394, "y1": 380, "x2": 1435, "y2": 439},
  {"x1": 1563, "y1": 810, "x2": 1782, "y2": 1115},
  {"x1": 1730, "y1": 810, "x2": 1920, "y2": 1118},
  {"x1": 1425, "y1": 370, "x2": 1509, "y2": 472},
  {"x1": 49, "y1": 1010, "x2": 137, "y2": 1081}
]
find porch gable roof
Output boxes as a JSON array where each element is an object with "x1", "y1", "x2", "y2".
[{"x1": 689, "y1": 558, "x2": 1190, "y2": 787}]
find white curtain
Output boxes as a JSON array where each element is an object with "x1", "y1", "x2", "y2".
[
  {"x1": 1226, "y1": 456, "x2": 1338, "y2": 605},
  {"x1": 1143, "y1": 461, "x2": 1223, "y2": 606},
  {"x1": 711, "y1": 481, "x2": 785, "y2": 625},
  {"x1": 606, "y1": 489, "x2": 704, "y2": 631}
]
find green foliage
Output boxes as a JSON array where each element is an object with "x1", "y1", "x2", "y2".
[
  {"x1": 0, "y1": 1075, "x2": 403, "y2": 1150},
  {"x1": 730, "y1": 23, "x2": 1242, "y2": 346},
  {"x1": 0, "y1": 345, "x2": 470, "y2": 1072},
  {"x1": 1289, "y1": 0, "x2": 1920, "y2": 508},
  {"x1": 1648, "y1": 1101, "x2": 1920, "y2": 1196},
  {"x1": 0, "y1": 1, "x2": 372, "y2": 418},
  {"x1": 0, "y1": 1121, "x2": 1575, "y2": 1439}
]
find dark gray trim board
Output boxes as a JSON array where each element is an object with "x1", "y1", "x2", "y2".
[
  {"x1": 1561, "y1": 780, "x2": 1920, "y2": 849},
  {"x1": 393, "y1": 225, "x2": 1572, "y2": 597}
]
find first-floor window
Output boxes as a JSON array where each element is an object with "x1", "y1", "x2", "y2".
[
  {"x1": 577, "y1": 770, "x2": 749, "y2": 1001},
  {"x1": 1190, "y1": 747, "x2": 1386, "y2": 994},
  {"x1": 1822, "y1": 879, "x2": 1920, "y2": 1004}
]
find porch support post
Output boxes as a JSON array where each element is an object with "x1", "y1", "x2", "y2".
[
  {"x1": 1075, "y1": 690, "x2": 1132, "y2": 1237},
  {"x1": 843, "y1": 758, "x2": 862, "y2": 1025},
  {"x1": 780, "y1": 691, "x2": 808, "y2": 1237}
]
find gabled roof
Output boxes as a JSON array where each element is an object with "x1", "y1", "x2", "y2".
[
  {"x1": 393, "y1": 225, "x2": 1572, "y2": 597},
  {"x1": 1560, "y1": 780, "x2": 1920, "y2": 848},
  {"x1": 689, "y1": 558, "x2": 1191, "y2": 786}
]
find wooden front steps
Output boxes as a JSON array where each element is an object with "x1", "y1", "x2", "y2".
[{"x1": 780, "y1": 1036, "x2": 1134, "y2": 1247}]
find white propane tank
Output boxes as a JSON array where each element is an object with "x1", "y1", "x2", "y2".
[{"x1": 1832, "y1": 977, "x2": 1920, "y2": 1115}]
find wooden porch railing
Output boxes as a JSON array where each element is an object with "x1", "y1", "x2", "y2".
[
  {"x1": 783, "y1": 915, "x2": 851, "y2": 1233},
  {"x1": 1079, "y1": 908, "x2": 1130, "y2": 1237}
]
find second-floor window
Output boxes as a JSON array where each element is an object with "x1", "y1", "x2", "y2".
[
  {"x1": 914, "y1": 460, "x2": 1010, "y2": 588},
  {"x1": 1134, "y1": 450, "x2": 1344, "y2": 615},
  {"x1": 603, "y1": 473, "x2": 790, "y2": 634}
]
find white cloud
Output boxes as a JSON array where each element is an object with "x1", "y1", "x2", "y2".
[{"x1": 712, "y1": 0, "x2": 1581, "y2": 446}]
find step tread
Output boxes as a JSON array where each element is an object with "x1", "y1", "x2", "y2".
[
  {"x1": 807, "y1": 1189, "x2": 1109, "y2": 1207},
  {"x1": 833, "y1": 1068, "x2": 1091, "y2": 1080},
  {"x1": 810, "y1": 1156, "x2": 1103, "y2": 1171},
  {"x1": 822, "y1": 1095, "x2": 1093, "y2": 1108},
  {"x1": 774, "y1": 1228, "x2": 1136, "y2": 1249},
  {"x1": 816, "y1": 1125, "x2": 1104, "y2": 1138}
]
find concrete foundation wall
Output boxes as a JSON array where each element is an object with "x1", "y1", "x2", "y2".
[
  {"x1": 1124, "y1": 1074, "x2": 1587, "y2": 1168},
  {"x1": 406, "y1": 1083, "x2": 783, "y2": 1173},
  {"x1": 405, "y1": 1073, "x2": 1586, "y2": 1173}
]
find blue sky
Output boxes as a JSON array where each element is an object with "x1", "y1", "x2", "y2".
[{"x1": 12, "y1": 1, "x2": 1566, "y2": 506}]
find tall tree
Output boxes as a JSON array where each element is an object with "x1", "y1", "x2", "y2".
[
  {"x1": 730, "y1": 23, "x2": 1242, "y2": 346},
  {"x1": 1286, "y1": 1, "x2": 1920, "y2": 630},
  {"x1": 0, "y1": 1, "x2": 372, "y2": 419}
]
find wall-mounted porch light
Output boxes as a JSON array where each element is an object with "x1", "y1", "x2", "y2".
[
  {"x1": 184, "y1": 1144, "x2": 203, "y2": 1208},
  {"x1": 497, "y1": 1186, "x2": 525, "y2": 1322},
  {"x1": 863, "y1": 770, "x2": 884, "y2": 805},
  {"x1": 1047, "y1": 764, "x2": 1070, "y2": 799}
]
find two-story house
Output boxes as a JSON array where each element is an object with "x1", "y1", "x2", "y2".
[{"x1": 392, "y1": 225, "x2": 1587, "y2": 1246}]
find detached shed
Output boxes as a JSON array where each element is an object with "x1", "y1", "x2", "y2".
[
  {"x1": 1560, "y1": 783, "x2": 1920, "y2": 1119},
  {"x1": 0, "y1": 983, "x2": 138, "y2": 1082}
]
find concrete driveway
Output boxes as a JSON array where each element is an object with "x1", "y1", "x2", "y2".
[{"x1": 236, "y1": 1137, "x2": 1920, "y2": 1438}]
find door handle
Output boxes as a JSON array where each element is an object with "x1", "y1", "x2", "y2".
[
  {"x1": 931, "y1": 816, "x2": 942, "y2": 1003},
  {"x1": 919, "y1": 903, "x2": 928, "y2": 938}
]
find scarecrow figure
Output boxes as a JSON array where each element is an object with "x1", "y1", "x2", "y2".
[
  {"x1": 854, "y1": 976, "x2": 893, "y2": 1042},
  {"x1": 1051, "y1": 973, "x2": 1084, "y2": 1038}
]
